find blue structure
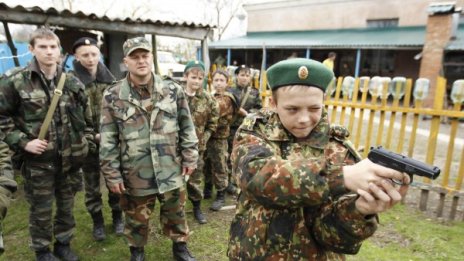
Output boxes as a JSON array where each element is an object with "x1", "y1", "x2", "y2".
[{"x1": 0, "y1": 42, "x2": 33, "y2": 74}]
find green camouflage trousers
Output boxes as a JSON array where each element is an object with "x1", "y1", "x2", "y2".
[
  {"x1": 187, "y1": 150, "x2": 205, "y2": 202},
  {"x1": 205, "y1": 138, "x2": 229, "y2": 191},
  {"x1": 227, "y1": 127, "x2": 238, "y2": 187},
  {"x1": 22, "y1": 160, "x2": 77, "y2": 250},
  {"x1": 120, "y1": 187, "x2": 189, "y2": 247},
  {"x1": 82, "y1": 150, "x2": 120, "y2": 214}
]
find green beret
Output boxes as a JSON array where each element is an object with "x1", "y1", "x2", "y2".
[
  {"x1": 184, "y1": 60, "x2": 205, "y2": 73},
  {"x1": 267, "y1": 58, "x2": 334, "y2": 91}
]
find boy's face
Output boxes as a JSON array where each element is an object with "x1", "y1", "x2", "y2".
[
  {"x1": 236, "y1": 70, "x2": 250, "y2": 87},
  {"x1": 271, "y1": 85, "x2": 324, "y2": 138},
  {"x1": 75, "y1": 45, "x2": 101, "y2": 73},
  {"x1": 29, "y1": 37, "x2": 61, "y2": 69},
  {"x1": 184, "y1": 69, "x2": 205, "y2": 93},
  {"x1": 212, "y1": 73, "x2": 227, "y2": 93}
]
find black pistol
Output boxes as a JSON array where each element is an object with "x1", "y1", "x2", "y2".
[{"x1": 367, "y1": 146, "x2": 441, "y2": 183}]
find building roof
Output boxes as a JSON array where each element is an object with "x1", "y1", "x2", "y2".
[
  {"x1": 210, "y1": 25, "x2": 464, "y2": 50},
  {"x1": 0, "y1": 2, "x2": 213, "y2": 40}
]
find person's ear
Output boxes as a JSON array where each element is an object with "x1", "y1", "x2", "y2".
[{"x1": 269, "y1": 96, "x2": 276, "y2": 109}]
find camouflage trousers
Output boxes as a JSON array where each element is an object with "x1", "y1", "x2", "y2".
[
  {"x1": 120, "y1": 187, "x2": 189, "y2": 247},
  {"x1": 82, "y1": 151, "x2": 120, "y2": 214},
  {"x1": 205, "y1": 138, "x2": 229, "y2": 191},
  {"x1": 22, "y1": 160, "x2": 77, "y2": 251},
  {"x1": 187, "y1": 150, "x2": 205, "y2": 202},
  {"x1": 227, "y1": 127, "x2": 239, "y2": 187}
]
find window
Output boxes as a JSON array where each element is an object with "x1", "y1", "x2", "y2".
[{"x1": 367, "y1": 18, "x2": 399, "y2": 28}]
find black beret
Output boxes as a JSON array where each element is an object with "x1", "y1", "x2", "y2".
[
  {"x1": 72, "y1": 37, "x2": 98, "y2": 54},
  {"x1": 234, "y1": 64, "x2": 250, "y2": 75},
  {"x1": 267, "y1": 58, "x2": 334, "y2": 92}
]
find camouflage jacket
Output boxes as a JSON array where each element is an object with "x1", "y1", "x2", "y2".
[
  {"x1": 228, "y1": 109, "x2": 377, "y2": 261},
  {"x1": 0, "y1": 59, "x2": 89, "y2": 172},
  {"x1": 185, "y1": 88, "x2": 219, "y2": 152},
  {"x1": 212, "y1": 91, "x2": 238, "y2": 139},
  {"x1": 100, "y1": 73, "x2": 199, "y2": 196},
  {"x1": 230, "y1": 83, "x2": 262, "y2": 128},
  {"x1": 0, "y1": 131, "x2": 17, "y2": 194},
  {"x1": 71, "y1": 61, "x2": 115, "y2": 153}
]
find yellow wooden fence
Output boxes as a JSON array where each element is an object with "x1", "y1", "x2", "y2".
[{"x1": 259, "y1": 74, "x2": 464, "y2": 220}]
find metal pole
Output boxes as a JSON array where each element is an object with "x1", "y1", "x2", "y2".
[
  {"x1": 2, "y1": 22, "x2": 19, "y2": 67},
  {"x1": 355, "y1": 49, "x2": 361, "y2": 77}
]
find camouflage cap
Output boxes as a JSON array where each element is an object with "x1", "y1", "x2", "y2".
[
  {"x1": 72, "y1": 37, "x2": 98, "y2": 54},
  {"x1": 184, "y1": 60, "x2": 205, "y2": 73},
  {"x1": 123, "y1": 37, "x2": 152, "y2": 56},
  {"x1": 267, "y1": 58, "x2": 334, "y2": 91}
]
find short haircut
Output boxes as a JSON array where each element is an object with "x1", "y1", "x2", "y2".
[
  {"x1": 212, "y1": 69, "x2": 229, "y2": 82},
  {"x1": 185, "y1": 67, "x2": 205, "y2": 77},
  {"x1": 29, "y1": 27, "x2": 61, "y2": 47}
]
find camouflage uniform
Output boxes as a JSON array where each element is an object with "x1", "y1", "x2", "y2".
[
  {"x1": 228, "y1": 82, "x2": 262, "y2": 189},
  {"x1": 71, "y1": 60, "x2": 121, "y2": 221},
  {"x1": 0, "y1": 59, "x2": 88, "y2": 251},
  {"x1": 205, "y1": 91, "x2": 238, "y2": 192},
  {"x1": 0, "y1": 130, "x2": 17, "y2": 254},
  {"x1": 100, "y1": 73, "x2": 198, "y2": 247},
  {"x1": 185, "y1": 88, "x2": 218, "y2": 201},
  {"x1": 228, "y1": 109, "x2": 378, "y2": 260}
]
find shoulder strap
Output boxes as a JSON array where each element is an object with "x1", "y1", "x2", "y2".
[
  {"x1": 38, "y1": 73, "x2": 66, "y2": 140},
  {"x1": 240, "y1": 87, "x2": 252, "y2": 108}
]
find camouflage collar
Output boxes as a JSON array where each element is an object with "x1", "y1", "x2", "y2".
[
  {"x1": 263, "y1": 109, "x2": 330, "y2": 149},
  {"x1": 27, "y1": 57, "x2": 63, "y2": 83}
]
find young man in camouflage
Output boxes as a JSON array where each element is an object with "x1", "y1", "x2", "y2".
[
  {"x1": 100, "y1": 37, "x2": 198, "y2": 261},
  {"x1": 204, "y1": 70, "x2": 239, "y2": 211},
  {"x1": 0, "y1": 28, "x2": 88, "y2": 261},
  {"x1": 0, "y1": 129, "x2": 17, "y2": 255},
  {"x1": 71, "y1": 37, "x2": 123, "y2": 241},
  {"x1": 228, "y1": 58, "x2": 410, "y2": 260},
  {"x1": 227, "y1": 65, "x2": 262, "y2": 195},
  {"x1": 182, "y1": 60, "x2": 219, "y2": 224}
]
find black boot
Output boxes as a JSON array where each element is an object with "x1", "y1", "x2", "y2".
[
  {"x1": 53, "y1": 242, "x2": 79, "y2": 261},
  {"x1": 112, "y1": 210, "x2": 125, "y2": 235},
  {"x1": 210, "y1": 190, "x2": 225, "y2": 211},
  {"x1": 225, "y1": 183, "x2": 238, "y2": 195},
  {"x1": 172, "y1": 242, "x2": 196, "y2": 261},
  {"x1": 91, "y1": 211, "x2": 106, "y2": 241},
  {"x1": 35, "y1": 248, "x2": 59, "y2": 261},
  {"x1": 130, "y1": 246, "x2": 145, "y2": 261},
  {"x1": 191, "y1": 200, "x2": 207, "y2": 224},
  {"x1": 203, "y1": 182, "x2": 213, "y2": 199}
]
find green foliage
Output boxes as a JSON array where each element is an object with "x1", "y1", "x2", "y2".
[{"x1": 2, "y1": 191, "x2": 463, "y2": 261}]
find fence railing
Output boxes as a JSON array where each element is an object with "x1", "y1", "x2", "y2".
[{"x1": 323, "y1": 76, "x2": 464, "y2": 220}]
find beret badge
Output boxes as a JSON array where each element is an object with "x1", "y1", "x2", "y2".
[
  {"x1": 84, "y1": 39, "x2": 90, "y2": 45},
  {"x1": 298, "y1": 66, "x2": 308, "y2": 80}
]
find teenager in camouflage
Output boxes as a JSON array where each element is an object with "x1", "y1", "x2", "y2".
[
  {"x1": 227, "y1": 65, "x2": 262, "y2": 195},
  {"x1": 99, "y1": 37, "x2": 198, "y2": 261},
  {"x1": 70, "y1": 37, "x2": 123, "y2": 241},
  {"x1": 182, "y1": 60, "x2": 219, "y2": 224},
  {"x1": 228, "y1": 58, "x2": 409, "y2": 260},
  {"x1": 204, "y1": 70, "x2": 239, "y2": 211},
  {"x1": 0, "y1": 28, "x2": 88, "y2": 261},
  {"x1": 0, "y1": 129, "x2": 17, "y2": 255}
]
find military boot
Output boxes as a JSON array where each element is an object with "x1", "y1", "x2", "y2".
[
  {"x1": 35, "y1": 248, "x2": 59, "y2": 261},
  {"x1": 191, "y1": 200, "x2": 207, "y2": 224},
  {"x1": 172, "y1": 242, "x2": 196, "y2": 261},
  {"x1": 209, "y1": 190, "x2": 225, "y2": 211},
  {"x1": 225, "y1": 183, "x2": 238, "y2": 196},
  {"x1": 203, "y1": 182, "x2": 212, "y2": 199},
  {"x1": 53, "y1": 242, "x2": 79, "y2": 261},
  {"x1": 112, "y1": 210, "x2": 125, "y2": 235},
  {"x1": 91, "y1": 211, "x2": 106, "y2": 241},
  {"x1": 130, "y1": 246, "x2": 145, "y2": 261}
]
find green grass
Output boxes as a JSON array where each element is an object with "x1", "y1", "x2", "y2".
[{"x1": 1, "y1": 188, "x2": 464, "y2": 261}]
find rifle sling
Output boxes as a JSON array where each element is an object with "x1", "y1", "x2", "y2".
[{"x1": 38, "y1": 73, "x2": 66, "y2": 140}]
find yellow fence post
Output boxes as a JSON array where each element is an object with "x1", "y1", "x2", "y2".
[
  {"x1": 348, "y1": 78, "x2": 361, "y2": 134},
  {"x1": 385, "y1": 77, "x2": 406, "y2": 149},
  {"x1": 354, "y1": 77, "x2": 370, "y2": 149},
  {"x1": 363, "y1": 77, "x2": 382, "y2": 158},
  {"x1": 330, "y1": 77, "x2": 343, "y2": 123},
  {"x1": 396, "y1": 79, "x2": 412, "y2": 153},
  {"x1": 375, "y1": 78, "x2": 391, "y2": 146}
]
